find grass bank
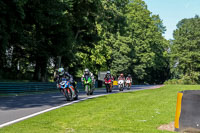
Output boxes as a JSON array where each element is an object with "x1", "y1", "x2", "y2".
[{"x1": 0, "y1": 85, "x2": 200, "y2": 133}]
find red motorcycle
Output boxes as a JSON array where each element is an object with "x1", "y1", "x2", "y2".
[{"x1": 104, "y1": 78, "x2": 112, "y2": 93}]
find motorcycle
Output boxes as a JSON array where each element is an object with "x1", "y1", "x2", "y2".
[
  {"x1": 83, "y1": 75, "x2": 94, "y2": 95},
  {"x1": 104, "y1": 77, "x2": 112, "y2": 93},
  {"x1": 118, "y1": 80, "x2": 124, "y2": 91},
  {"x1": 57, "y1": 78, "x2": 78, "y2": 101},
  {"x1": 126, "y1": 80, "x2": 131, "y2": 90}
]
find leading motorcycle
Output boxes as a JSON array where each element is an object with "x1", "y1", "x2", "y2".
[{"x1": 57, "y1": 78, "x2": 78, "y2": 101}]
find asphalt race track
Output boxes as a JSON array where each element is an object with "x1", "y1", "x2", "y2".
[{"x1": 0, "y1": 85, "x2": 163, "y2": 128}]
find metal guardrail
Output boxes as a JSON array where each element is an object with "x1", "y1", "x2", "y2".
[
  {"x1": 0, "y1": 82, "x2": 57, "y2": 93},
  {"x1": 0, "y1": 81, "x2": 99, "y2": 94}
]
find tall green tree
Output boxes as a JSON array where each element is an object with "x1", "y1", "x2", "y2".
[
  {"x1": 0, "y1": 0, "x2": 26, "y2": 71},
  {"x1": 119, "y1": 0, "x2": 169, "y2": 83},
  {"x1": 171, "y1": 15, "x2": 200, "y2": 83},
  {"x1": 0, "y1": 0, "x2": 170, "y2": 84}
]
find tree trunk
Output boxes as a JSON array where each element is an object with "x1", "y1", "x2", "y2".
[
  {"x1": 33, "y1": 57, "x2": 41, "y2": 81},
  {"x1": 40, "y1": 57, "x2": 48, "y2": 82}
]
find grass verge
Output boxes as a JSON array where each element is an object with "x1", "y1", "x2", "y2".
[{"x1": 0, "y1": 85, "x2": 200, "y2": 133}]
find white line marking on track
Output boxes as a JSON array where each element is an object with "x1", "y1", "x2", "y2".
[{"x1": 0, "y1": 93, "x2": 108, "y2": 128}]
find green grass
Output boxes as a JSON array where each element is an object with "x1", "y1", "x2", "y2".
[{"x1": 1, "y1": 85, "x2": 200, "y2": 133}]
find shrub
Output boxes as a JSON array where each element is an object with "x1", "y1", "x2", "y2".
[{"x1": 164, "y1": 78, "x2": 198, "y2": 85}]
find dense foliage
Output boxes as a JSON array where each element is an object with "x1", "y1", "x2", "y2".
[
  {"x1": 0, "y1": 0, "x2": 169, "y2": 84},
  {"x1": 168, "y1": 15, "x2": 200, "y2": 84}
]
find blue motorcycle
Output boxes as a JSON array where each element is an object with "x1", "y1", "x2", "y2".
[{"x1": 58, "y1": 78, "x2": 78, "y2": 101}]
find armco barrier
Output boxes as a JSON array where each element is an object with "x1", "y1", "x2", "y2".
[
  {"x1": 174, "y1": 90, "x2": 200, "y2": 132},
  {"x1": 0, "y1": 81, "x2": 96, "y2": 94},
  {"x1": 0, "y1": 82, "x2": 57, "y2": 93}
]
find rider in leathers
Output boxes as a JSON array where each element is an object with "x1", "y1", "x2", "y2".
[
  {"x1": 104, "y1": 71, "x2": 114, "y2": 81},
  {"x1": 118, "y1": 73, "x2": 125, "y2": 87},
  {"x1": 81, "y1": 68, "x2": 95, "y2": 87},
  {"x1": 104, "y1": 71, "x2": 114, "y2": 88},
  {"x1": 54, "y1": 68, "x2": 77, "y2": 94},
  {"x1": 125, "y1": 74, "x2": 132, "y2": 87}
]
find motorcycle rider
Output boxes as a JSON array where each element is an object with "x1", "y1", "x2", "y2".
[
  {"x1": 54, "y1": 68, "x2": 77, "y2": 95},
  {"x1": 104, "y1": 71, "x2": 114, "y2": 81},
  {"x1": 118, "y1": 73, "x2": 125, "y2": 87},
  {"x1": 118, "y1": 73, "x2": 125, "y2": 81},
  {"x1": 125, "y1": 74, "x2": 132, "y2": 87},
  {"x1": 81, "y1": 68, "x2": 95, "y2": 87},
  {"x1": 104, "y1": 71, "x2": 114, "y2": 90}
]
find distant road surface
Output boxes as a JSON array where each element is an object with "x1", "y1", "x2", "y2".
[{"x1": 0, "y1": 85, "x2": 163, "y2": 128}]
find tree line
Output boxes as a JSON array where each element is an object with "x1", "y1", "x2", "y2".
[
  {"x1": 1, "y1": 0, "x2": 198, "y2": 84},
  {"x1": 167, "y1": 15, "x2": 200, "y2": 84}
]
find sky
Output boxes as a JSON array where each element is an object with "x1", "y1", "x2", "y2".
[{"x1": 143, "y1": 0, "x2": 200, "y2": 40}]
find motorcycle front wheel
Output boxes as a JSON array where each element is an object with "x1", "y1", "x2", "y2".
[
  {"x1": 85, "y1": 85, "x2": 90, "y2": 95},
  {"x1": 106, "y1": 84, "x2": 109, "y2": 93},
  {"x1": 127, "y1": 85, "x2": 130, "y2": 90},
  {"x1": 120, "y1": 85, "x2": 124, "y2": 91},
  {"x1": 65, "y1": 89, "x2": 73, "y2": 101},
  {"x1": 109, "y1": 83, "x2": 112, "y2": 92},
  {"x1": 74, "y1": 89, "x2": 79, "y2": 100},
  {"x1": 90, "y1": 90, "x2": 93, "y2": 95}
]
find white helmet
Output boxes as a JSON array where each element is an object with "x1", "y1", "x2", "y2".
[
  {"x1": 107, "y1": 71, "x2": 110, "y2": 74},
  {"x1": 84, "y1": 68, "x2": 89, "y2": 74}
]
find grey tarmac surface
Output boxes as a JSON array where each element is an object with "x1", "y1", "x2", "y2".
[{"x1": 0, "y1": 85, "x2": 163, "y2": 127}]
